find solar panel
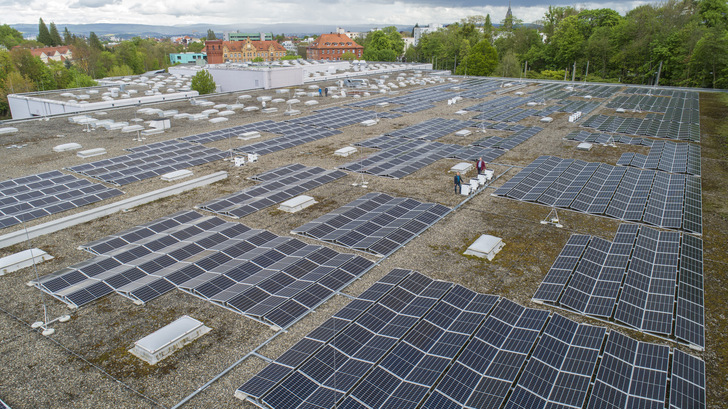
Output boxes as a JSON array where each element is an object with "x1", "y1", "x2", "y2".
[
  {"x1": 534, "y1": 224, "x2": 704, "y2": 349},
  {"x1": 670, "y1": 349, "x2": 706, "y2": 409},
  {"x1": 293, "y1": 193, "x2": 449, "y2": 256},
  {"x1": 32, "y1": 211, "x2": 374, "y2": 327},
  {"x1": 0, "y1": 170, "x2": 123, "y2": 229},
  {"x1": 67, "y1": 140, "x2": 227, "y2": 185},
  {"x1": 199, "y1": 164, "x2": 346, "y2": 219},
  {"x1": 496, "y1": 155, "x2": 701, "y2": 233}
]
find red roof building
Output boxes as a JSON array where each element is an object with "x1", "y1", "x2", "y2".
[
  {"x1": 12, "y1": 45, "x2": 72, "y2": 64},
  {"x1": 204, "y1": 39, "x2": 288, "y2": 64},
  {"x1": 306, "y1": 33, "x2": 363, "y2": 61}
]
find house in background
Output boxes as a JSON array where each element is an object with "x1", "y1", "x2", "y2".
[
  {"x1": 306, "y1": 33, "x2": 363, "y2": 61},
  {"x1": 13, "y1": 45, "x2": 72, "y2": 64},
  {"x1": 204, "y1": 39, "x2": 287, "y2": 64}
]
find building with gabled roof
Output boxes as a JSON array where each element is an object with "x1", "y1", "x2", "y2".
[
  {"x1": 12, "y1": 45, "x2": 72, "y2": 64},
  {"x1": 204, "y1": 39, "x2": 287, "y2": 64},
  {"x1": 306, "y1": 33, "x2": 363, "y2": 61}
]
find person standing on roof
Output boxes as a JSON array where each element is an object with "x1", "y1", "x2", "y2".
[
  {"x1": 476, "y1": 157, "x2": 487, "y2": 175},
  {"x1": 324, "y1": 87, "x2": 329, "y2": 97},
  {"x1": 454, "y1": 172, "x2": 462, "y2": 194},
  {"x1": 318, "y1": 87, "x2": 322, "y2": 97}
]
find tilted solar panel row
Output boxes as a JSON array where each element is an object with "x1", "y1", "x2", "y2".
[
  {"x1": 494, "y1": 155, "x2": 702, "y2": 234},
  {"x1": 31, "y1": 210, "x2": 374, "y2": 329},
  {"x1": 533, "y1": 223, "x2": 704, "y2": 349},
  {"x1": 238, "y1": 269, "x2": 706, "y2": 409}
]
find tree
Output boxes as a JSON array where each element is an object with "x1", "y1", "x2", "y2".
[
  {"x1": 38, "y1": 18, "x2": 52, "y2": 46},
  {"x1": 550, "y1": 15, "x2": 586, "y2": 68},
  {"x1": 699, "y1": 0, "x2": 728, "y2": 29},
  {"x1": 49, "y1": 22, "x2": 62, "y2": 46},
  {"x1": 341, "y1": 52, "x2": 357, "y2": 61},
  {"x1": 206, "y1": 29, "x2": 217, "y2": 40},
  {"x1": 63, "y1": 27, "x2": 72, "y2": 45},
  {"x1": 187, "y1": 41, "x2": 205, "y2": 53},
  {"x1": 0, "y1": 25, "x2": 24, "y2": 49},
  {"x1": 495, "y1": 50, "x2": 521, "y2": 77},
  {"x1": 455, "y1": 39, "x2": 498, "y2": 76},
  {"x1": 191, "y1": 69, "x2": 216, "y2": 94},
  {"x1": 691, "y1": 27, "x2": 728, "y2": 87},
  {"x1": 89, "y1": 32, "x2": 103, "y2": 50}
]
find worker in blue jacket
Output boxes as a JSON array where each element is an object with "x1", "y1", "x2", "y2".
[{"x1": 454, "y1": 172, "x2": 462, "y2": 194}]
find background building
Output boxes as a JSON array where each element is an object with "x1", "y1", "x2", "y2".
[
  {"x1": 307, "y1": 33, "x2": 363, "y2": 61},
  {"x1": 169, "y1": 52, "x2": 205, "y2": 64},
  {"x1": 223, "y1": 32, "x2": 273, "y2": 41},
  {"x1": 223, "y1": 39, "x2": 287, "y2": 63},
  {"x1": 413, "y1": 23, "x2": 442, "y2": 46},
  {"x1": 12, "y1": 45, "x2": 72, "y2": 64}
]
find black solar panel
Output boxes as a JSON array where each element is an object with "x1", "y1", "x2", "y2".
[
  {"x1": 0, "y1": 170, "x2": 123, "y2": 229},
  {"x1": 234, "y1": 266, "x2": 703, "y2": 409},
  {"x1": 199, "y1": 164, "x2": 345, "y2": 219},
  {"x1": 32, "y1": 211, "x2": 373, "y2": 327},
  {"x1": 67, "y1": 140, "x2": 227, "y2": 185},
  {"x1": 533, "y1": 224, "x2": 704, "y2": 350},
  {"x1": 293, "y1": 193, "x2": 449, "y2": 256}
]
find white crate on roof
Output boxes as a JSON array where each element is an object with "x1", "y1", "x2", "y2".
[
  {"x1": 450, "y1": 162, "x2": 473, "y2": 173},
  {"x1": 129, "y1": 316, "x2": 211, "y2": 365},
  {"x1": 464, "y1": 235, "x2": 505, "y2": 261},
  {"x1": 279, "y1": 195, "x2": 317, "y2": 213}
]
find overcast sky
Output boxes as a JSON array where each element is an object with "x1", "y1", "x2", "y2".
[{"x1": 3, "y1": 0, "x2": 659, "y2": 27}]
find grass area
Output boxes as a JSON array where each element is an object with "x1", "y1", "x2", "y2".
[{"x1": 698, "y1": 92, "x2": 728, "y2": 409}]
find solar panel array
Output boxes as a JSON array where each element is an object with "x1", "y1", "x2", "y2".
[
  {"x1": 198, "y1": 164, "x2": 346, "y2": 218},
  {"x1": 457, "y1": 78, "x2": 508, "y2": 99},
  {"x1": 347, "y1": 85, "x2": 456, "y2": 113},
  {"x1": 493, "y1": 156, "x2": 702, "y2": 234},
  {"x1": 237, "y1": 269, "x2": 706, "y2": 409},
  {"x1": 344, "y1": 122, "x2": 542, "y2": 180},
  {"x1": 386, "y1": 118, "x2": 477, "y2": 141},
  {"x1": 529, "y1": 82, "x2": 620, "y2": 99},
  {"x1": 343, "y1": 138, "x2": 498, "y2": 179},
  {"x1": 292, "y1": 193, "x2": 450, "y2": 257},
  {"x1": 581, "y1": 114, "x2": 699, "y2": 142},
  {"x1": 181, "y1": 120, "x2": 277, "y2": 144},
  {"x1": 0, "y1": 170, "x2": 123, "y2": 229},
  {"x1": 287, "y1": 106, "x2": 400, "y2": 129},
  {"x1": 67, "y1": 140, "x2": 227, "y2": 185},
  {"x1": 617, "y1": 141, "x2": 701, "y2": 176},
  {"x1": 565, "y1": 129, "x2": 656, "y2": 146},
  {"x1": 533, "y1": 223, "x2": 704, "y2": 349},
  {"x1": 472, "y1": 126, "x2": 543, "y2": 150},
  {"x1": 608, "y1": 90, "x2": 699, "y2": 114},
  {"x1": 234, "y1": 123, "x2": 341, "y2": 156},
  {"x1": 32, "y1": 210, "x2": 374, "y2": 329}
]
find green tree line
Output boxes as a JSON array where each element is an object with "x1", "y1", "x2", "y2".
[{"x1": 404, "y1": 0, "x2": 728, "y2": 88}]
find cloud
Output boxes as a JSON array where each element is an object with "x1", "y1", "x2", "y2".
[{"x1": 71, "y1": 0, "x2": 121, "y2": 8}]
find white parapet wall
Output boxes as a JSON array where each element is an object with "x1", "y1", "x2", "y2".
[{"x1": 7, "y1": 90, "x2": 199, "y2": 120}]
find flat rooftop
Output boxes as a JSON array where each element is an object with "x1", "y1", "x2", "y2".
[{"x1": 0, "y1": 72, "x2": 725, "y2": 409}]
